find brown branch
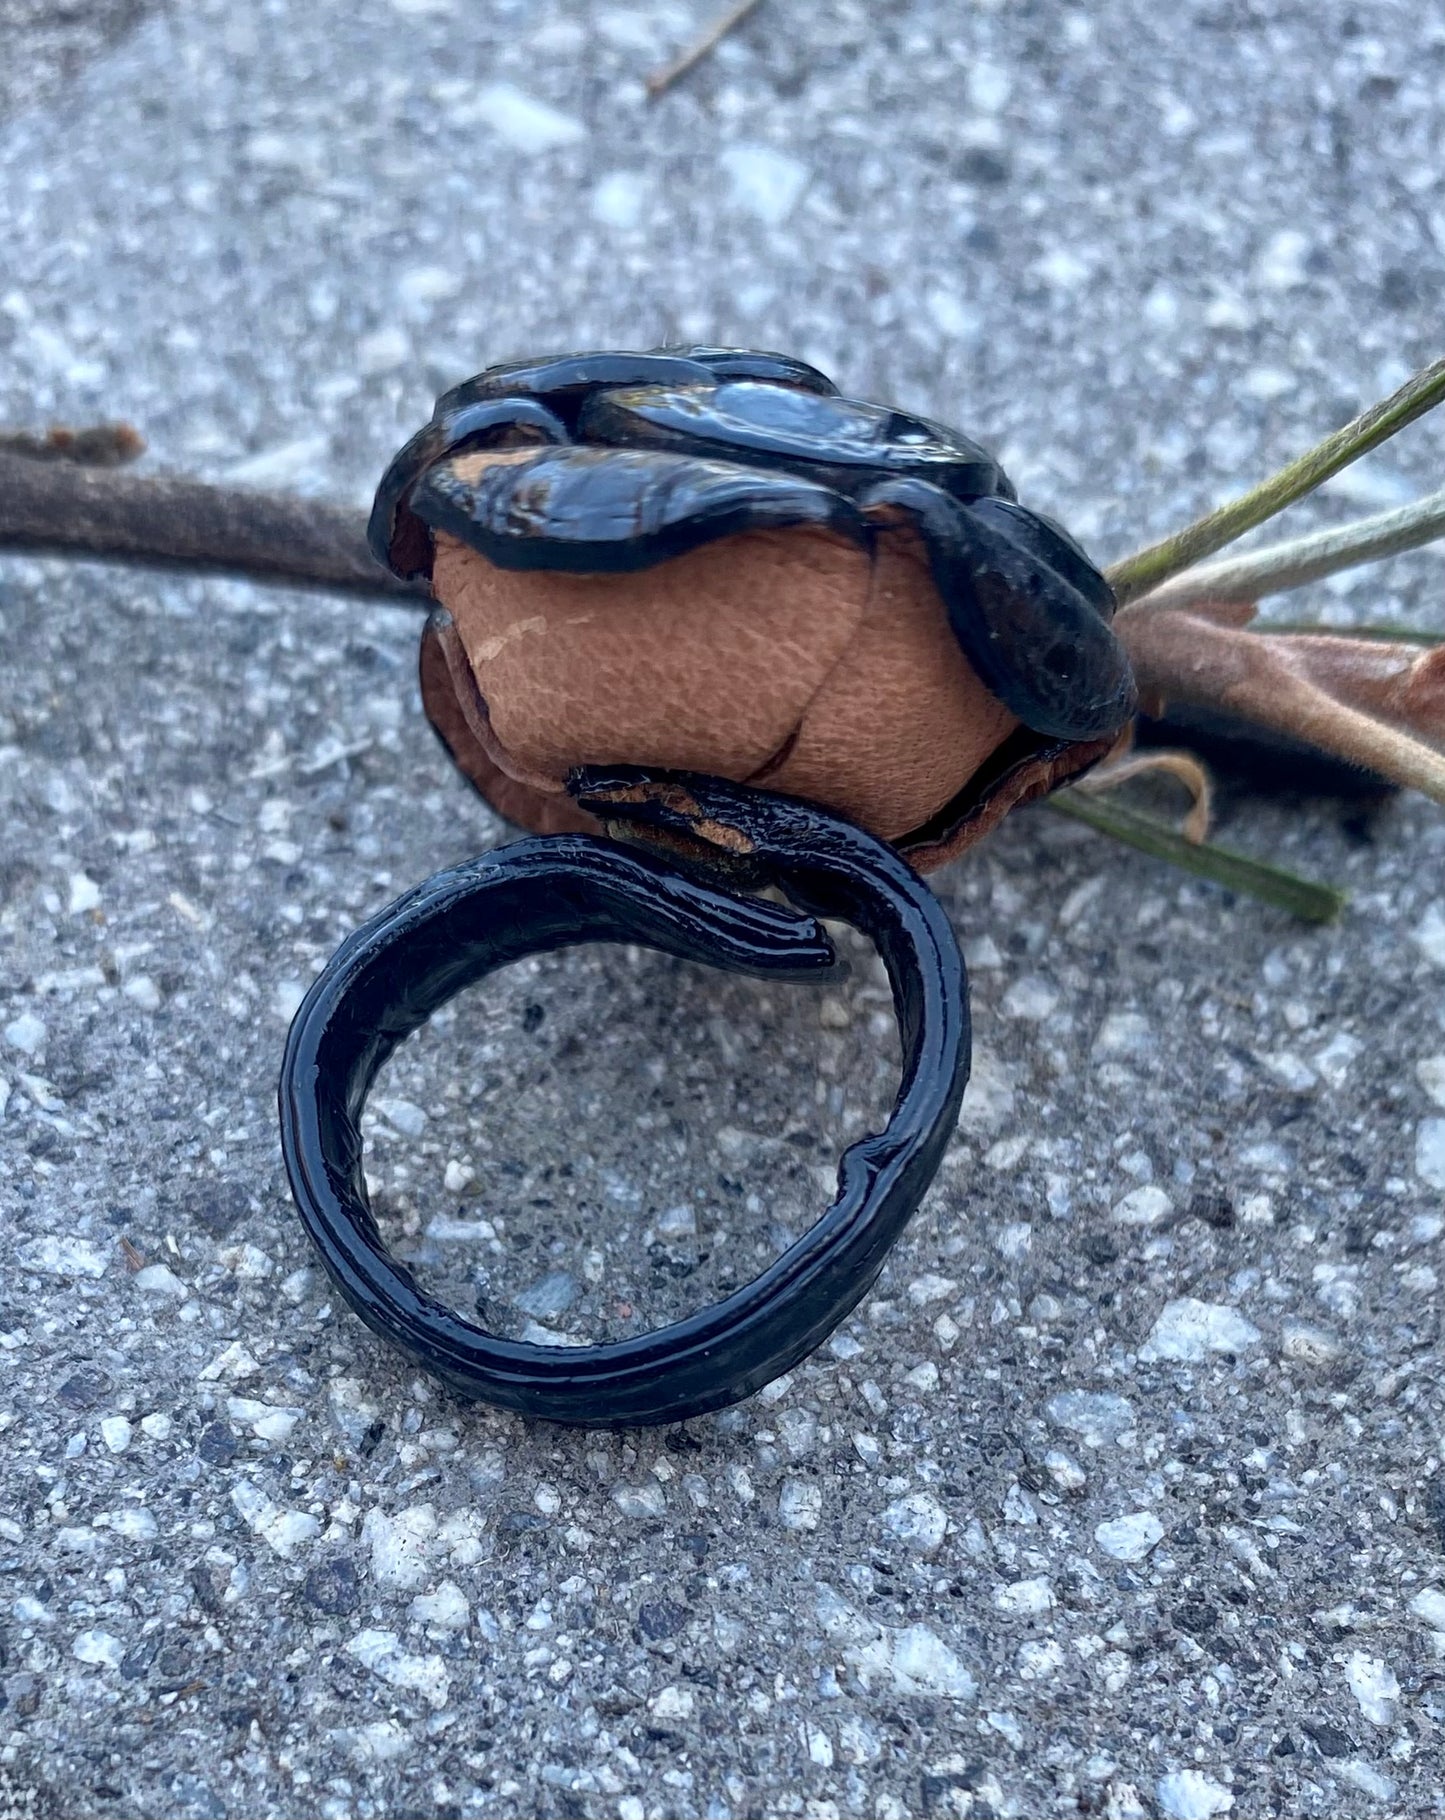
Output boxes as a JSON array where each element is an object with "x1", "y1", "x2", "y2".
[
  {"x1": 0, "y1": 450, "x2": 426, "y2": 604},
  {"x1": 0, "y1": 421, "x2": 145, "y2": 466},
  {"x1": 1120, "y1": 605, "x2": 1445, "y2": 803}
]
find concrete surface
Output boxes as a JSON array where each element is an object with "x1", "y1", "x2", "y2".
[{"x1": 2, "y1": 2, "x2": 1445, "y2": 1816}]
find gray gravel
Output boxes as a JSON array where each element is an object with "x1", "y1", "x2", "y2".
[{"x1": 3, "y1": 2, "x2": 1445, "y2": 1816}]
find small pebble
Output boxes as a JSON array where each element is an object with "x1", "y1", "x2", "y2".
[
  {"x1": 471, "y1": 82, "x2": 585, "y2": 152},
  {"x1": 613, "y1": 1484, "x2": 666, "y2": 1519},
  {"x1": 1345, "y1": 1651, "x2": 1400, "y2": 1726},
  {"x1": 720, "y1": 144, "x2": 808, "y2": 225},
  {"x1": 1113, "y1": 1186, "x2": 1173, "y2": 1226},
  {"x1": 1140, "y1": 1298, "x2": 1261, "y2": 1362},
  {"x1": 650, "y1": 1684, "x2": 696, "y2": 1721},
  {"x1": 1415, "y1": 1119, "x2": 1445, "y2": 1191},
  {"x1": 907, "y1": 1273, "x2": 957, "y2": 1306},
  {"x1": 99, "y1": 1416, "x2": 132, "y2": 1454},
  {"x1": 409, "y1": 1581, "x2": 470, "y2": 1631},
  {"x1": 1156, "y1": 1770, "x2": 1234, "y2": 1819},
  {"x1": 883, "y1": 1493, "x2": 948, "y2": 1554},
  {"x1": 1002, "y1": 976, "x2": 1058, "y2": 1021},
  {"x1": 345, "y1": 1630, "x2": 450, "y2": 1708},
  {"x1": 779, "y1": 1480, "x2": 822, "y2": 1532},
  {"x1": 994, "y1": 1576, "x2": 1054, "y2": 1615},
  {"x1": 592, "y1": 171, "x2": 647, "y2": 229},
  {"x1": 1408, "y1": 1587, "x2": 1445, "y2": 1630},
  {"x1": 67, "y1": 873, "x2": 101, "y2": 914},
  {"x1": 4, "y1": 1013, "x2": 46, "y2": 1056},
  {"x1": 1279, "y1": 1321, "x2": 1341, "y2": 1365},
  {"x1": 122, "y1": 975, "x2": 161, "y2": 1010},
  {"x1": 655, "y1": 1204, "x2": 696, "y2": 1241},
  {"x1": 1044, "y1": 1449, "x2": 1086, "y2": 1493},
  {"x1": 1338, "y1": 1761, "x2": 1396, "y2": 1805},
  {"x1": 271, "y1": 981, "x2": 306, "y2": 1023},
  {"x1": 1093, "y1": 1012, "x2": 1153, "y2": 1059},
  {"x1": 1095, "y1": 1511, "x2": 1164, "y2": 1562},
  {"x1": 71, "y1": 1629, "x2": 124, "y2": 1670},
  {"x1": 513, "y1": 1271, "x2": 578, "y2": 1319},
  {"x1": 133, "y1": 1264, "x2": 186, "y2": 1297},
  {"x1": 1255, "y1": 227, "x2": 1310, "y2": 289},
  {"x1": 867, "y1": 1624, "x2": 976, "y2": 1701},
  {"x1": 374, "y1": 1098, "x2": 427, "y2": 1138},
  {"x1": 1416, "y1": 1055, "x2": 1445, "y2": 1108},
  {"x1": 1046, "y1": 1391, "x2": 1135, "y2": 1446}
]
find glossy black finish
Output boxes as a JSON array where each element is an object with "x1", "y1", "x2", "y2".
[
  {"x1": 369, "y1": 396, "x2": 571, "y2": 582},
  {"x1": 369, "y1": 346, "x2": 1136, "y2": 746},
  {"x1": 860, "y1": 479, "x2": 1136, "y2": 739},
  {"x1": 279, "y1": 771, "x2": 969, "y2": 1427},
  {"x1": 577, "y1": 381, "x2": 1007, "y2": 502},
  {"x1": 416, "y1": 445, "x2": 869, "y2": 575}
]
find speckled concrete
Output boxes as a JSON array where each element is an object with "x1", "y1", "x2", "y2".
[{"x1": 3, "y1": 3, "x2": 1445, "y2": 1817}]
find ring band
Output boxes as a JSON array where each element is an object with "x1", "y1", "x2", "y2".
[{"x1": 278, "y1": 771, "x2": 970, "y2": 1427}]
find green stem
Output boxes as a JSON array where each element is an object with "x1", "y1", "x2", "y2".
[
  {"x1": 1120, "y1": 484, "x2": 1445, "y2": 613},
  {"x1": 1108, "y1": 354, "x2": 1445, "y2": 607},
  {"x1": 1048, "y1": 790, "x2": 1346, "y2": 923},
  {"x1": 1255, "y1": 621, "x2": 1444, "y2": 645}
]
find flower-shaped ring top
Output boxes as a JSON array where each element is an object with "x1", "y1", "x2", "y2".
[{"x1": 369, "y1": 347, "x2": 1137, "y2": 870}]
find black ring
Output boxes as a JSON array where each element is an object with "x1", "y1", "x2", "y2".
[{"x1": 278, "y1": 771, "x2": 970, "y2": 1427}]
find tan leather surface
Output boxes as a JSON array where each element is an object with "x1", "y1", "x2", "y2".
[
  {"x1": 432, "y1": 523, "x2": 869, "y2": 786},
  {"x1": 419, "y1": 615, "x2": 602, "y2": 836},
  {"x1": 424, "y1": 484, "x2": 1095, "y2": 874},
  {"x1": 896, "y1": 733, "x2": 1116, "y2": 873},
  {"x1": 758, "y1": 523, "x2": 1019, "y2": 838}
]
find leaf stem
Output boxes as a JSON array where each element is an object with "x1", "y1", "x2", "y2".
[
  {"x1": 1047, "y1": 790, "x2": 1346, "y2": 923},
  {"x1": 1120, "y1": 484, "x2": 1445, "y2": 614},
  {"x1": 1108, "y1": 355, "x2": 1445, "y2": 606}
]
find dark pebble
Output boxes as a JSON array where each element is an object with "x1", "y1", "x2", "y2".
[
  {"x1": 301, "y1": 1557, "x2": 361, "y2": 1616},
  {"x1": 196, "y1": 1423, "x2": 239, "y2": 1466},
  {"x1": 636, "y1": 1599, "x2": 687, "y2": 1641}
]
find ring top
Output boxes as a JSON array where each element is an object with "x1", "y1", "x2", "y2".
[{"x1": 279, "y1": 771, "x2": 969, "y2": 1427}]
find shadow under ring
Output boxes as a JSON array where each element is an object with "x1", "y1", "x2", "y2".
[{"x1": 278, "y1": 773, "x2": 970, "y2": 1427}]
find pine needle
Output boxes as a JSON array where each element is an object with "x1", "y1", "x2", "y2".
[
  {"x1": 646, "y1": 0, "x2": 766, "y2": 98},
  {"x1": 1122, "y1": 485, "x2": 1445, "y2": 614},
  {"x1": 1048, "y1": 790, "x2": 1346, "y2": 923},
  {"x1": 1108, "y1": 355, "x2": 1445, "y2": 607}
]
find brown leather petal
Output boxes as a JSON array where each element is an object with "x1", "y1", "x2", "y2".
[
  {"x1": 431, "y1": 518, "x2": 869, "y2": 788},
  {"x1": 758, "y1": 523, "x2": 1020, "y2": 839},
  {"x1": 418, "y1": 612, "x2": 600, "y2": 836}
]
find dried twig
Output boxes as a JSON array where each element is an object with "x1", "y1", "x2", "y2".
[
  {"x1": 1123, "y1": 485, "x2": 1445, "y2": 615},
  {"x1": 1108, "y1": 354, "x2": 1445, "y2": 606},
  {"x1": 1075, "y1": 748, "x2": 1214, "y2": 843},
  {"x1": 0, "y1": 422, "x2": 145, "y2": 466},
  {"x1": 645, "y1": 0, "x2": 766, "y2": 98},
  {"x1": 0, "y1": 449, "x2": 422, "y2": 603},
  {"x1": 1120, "y1": 605, "x2": 1445, "y2": 804}
]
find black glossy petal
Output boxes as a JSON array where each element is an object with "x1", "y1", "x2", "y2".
[
  {"x1": 968, "y1": 497, "x2": 1114, "y2": 620},
  {"x1": 412, "y1": 445, "x2": 869, "y2": 574},
  {"x1": 368, "y1": 398, "x2": 569, "y2": 578},
  {"x1": 434, "y1": 348, "x2": 838, "y2": 431},
  {"x1": 671, "y1": 347, "x2": 839, "y2": 393},
  {"x1": 578, "y1": 381, "x2": 1006, "y2": 502},
  {"x1": 435, "y1": 351, "x2": 724, "y2": 434},
  {"x1": 862, "y1": 477, "x2": 1135, "y2": 741}
]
